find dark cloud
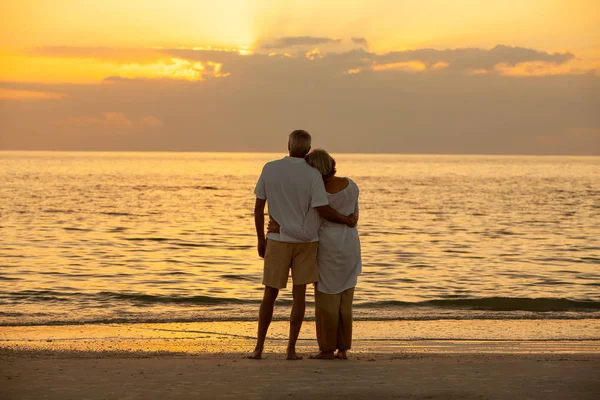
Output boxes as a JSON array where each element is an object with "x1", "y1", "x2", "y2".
[
  {"x1": 351, "y1": 37, "x2": 369, "y2": 48},
  {"x1": 261, "y1": 36, "x2": 341, "y2": 49},
  {"x1": 159, "y1": 45, "x2": 579, "y2": 82},
  {"x1": 26, "y1": 44, "x2": 575, "y2": 74},
  {"x1": 376, "y1": 45, "x2": 574, "y2": 70}
]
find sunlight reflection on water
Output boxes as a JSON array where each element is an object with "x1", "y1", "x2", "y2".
[{"x1": 1, "y1": 152, "x2": 599, "y2": 325}]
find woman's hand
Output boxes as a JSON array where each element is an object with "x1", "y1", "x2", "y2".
[
  {"x1": 346, "y1": 213, "x2": 358, "y2": 227},
  {"x1": 267, "y1": 218, "x2": 281, "y2": 234}
]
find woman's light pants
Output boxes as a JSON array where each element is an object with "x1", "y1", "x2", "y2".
[{"x1": 315, "y1": 287, "x2": 355, "y2": 352}]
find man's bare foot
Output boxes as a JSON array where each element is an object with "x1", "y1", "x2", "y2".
[
  {"x1": 309, "y1": 351, "x2": 335, "y2": 360},
  {"x1": 286, "y1": 352, "x2": 303, "y2": 360},
  {"x1": 248, "y1": 348, "x2": 262, "y2": 359},
  {"x1": 335, "y1": 350, "x2": 348, "y2": 360}
]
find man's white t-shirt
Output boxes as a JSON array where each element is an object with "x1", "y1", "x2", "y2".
[{"x1": 254, "y1": 156, "x2": 329, "y2": 243}]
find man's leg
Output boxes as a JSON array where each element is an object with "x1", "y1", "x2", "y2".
[
  {"x1": 287, "y1": 284, "x2": 306, "y2": 360},
  {"x1": 249, "y1": 286, "x2": 279, "y2": 359}
]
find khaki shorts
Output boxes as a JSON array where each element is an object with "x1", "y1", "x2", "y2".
[{"x1": 263, "y1": 239, "x2": 319, "y2": 289}]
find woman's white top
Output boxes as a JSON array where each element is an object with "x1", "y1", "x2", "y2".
[{"x1": 316, "y1": 178, "x2": 362, "y2": 294}]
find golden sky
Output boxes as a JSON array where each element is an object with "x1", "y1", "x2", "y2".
[
  {"x1": 1, "y1": 0, "x2": 599, "y2": 83},
  {"x1": 0, "y1": 1, "x2": 599, "y2": 154}
]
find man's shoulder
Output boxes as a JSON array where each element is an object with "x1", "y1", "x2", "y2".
[
  {"x1": 261, "y1": 158, "x2": 285, "y2": 171},
  {"x1": 296, "y1": 162, "x2": 322, "y2": 181},
  {"x1": 262, "y1": 157, "x2": 320, "y2": 181},
  {"x1": 307, "y1": 165, "x2": 322, "y2": 179}
]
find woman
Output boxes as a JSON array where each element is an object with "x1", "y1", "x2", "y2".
[{"x1": 269, "y1": 149, "x2": 361, "y2": 360}]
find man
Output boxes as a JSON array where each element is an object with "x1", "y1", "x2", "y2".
[{"x1": 250, "y1": 129, "x2": 357, "y2": 360}]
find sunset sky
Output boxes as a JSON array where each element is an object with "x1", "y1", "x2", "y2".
[{"x1": 1, "y1": 0, "x2": 599, "y2": 154}]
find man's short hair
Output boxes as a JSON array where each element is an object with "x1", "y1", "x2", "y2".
[{"x1": 288, "y1": 130, "x2": 312, "y2": 157}]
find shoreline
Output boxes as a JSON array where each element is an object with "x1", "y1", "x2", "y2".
[{"x1": 2, "y1": 320, "x2": 599, "y2": 356}]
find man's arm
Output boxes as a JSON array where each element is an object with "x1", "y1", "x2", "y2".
[
  {"x1": 254, "y1": 198, "x2": 267, "y2": 258},
  {"x1": 316, "y1": 205, "x2": 357, "y2": 227}
]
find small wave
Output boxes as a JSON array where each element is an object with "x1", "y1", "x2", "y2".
[
  {"x1": 160, "y1": 271, "x2": 194, "y2": 276},
  {"x1": 2, "y1": 313, "x2": 599, "y2": 327},
  {"x1": 99, "y1": 212, "x2": 144, "y2": 217},
  {"x1": 581, "y1": 257, "x2": 600, "y2": 264},
  {"x1": 63, "y1": 227, "x2": 92, "y2": 232},
  {"x1": 171, "y1": 242, "x2": 211, "y2": 248},
  {"x1": 96, "y1": 292, "x2": 260, "y2": 305},
  {"x1": 5, "y1": 290, "x2": 599, "y2": 313},
  {"x1": 0, "y1": 276, "x2": 21, "y2": 281},
  {"x1": 536, "y1": 257, "x2": 585, "y2": 263},
  {"x1": 355, "y1": 297, "x2": 600, "y2": 312},
  {"x1": 0, "y1": 311, "x2": 26, "y2": 317},
  {"x1": 407, "y1": 264, "x2": 435, "y2": 269},
  {"x1": 2, "y1": 289, "x2": 264, "y2": 306},
  {"x1": 221, "y1": 274, "x2": 255, "y2": 281},
  {"x1": 124, "y1": 237, "x2": 172, "y2": 242}
]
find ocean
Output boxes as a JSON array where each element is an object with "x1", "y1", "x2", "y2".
[{"x1": 1, "y1": 151, "x2": 599, "y2": 328}]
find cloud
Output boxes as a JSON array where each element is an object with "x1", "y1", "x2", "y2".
[
  {"x1": 26, "y1": 46, "x2": 164, "y2": 63},
  {"x1": 373, "y1": 45, "x2": 574, "y2": 72},
  {"x1": 166, "y1": 44, "x2": 581, "y2": 78},
  {"x1": 121, "y1": 58, "x2": 228, "y2": 81},
  {"x1": 140, "y1": 116, "x2": 164, "y2": 127},
  {"x1": 351, "y1": 37, "x2": 369, "y2": 48},
  {"x1": 58, "y1": 112, "x2": 133, "y2": 128},
  {"x1": 18, "y1": 44, "x2": 584, "y2": 83},
  {"x1": 0, "y1": 89, "x2": 66, "y2": 101},
  {"x1": 495, "y1": 61, "x2": 589, "y2": 76},
  {"x1": 371, "y1": 61, "x2": 427, "y2": 72},
  {"x1": 261, "y1": 36, "x2": 341, "y2": 49},
  {"x1": 116, "y1": 58, "x2": 203, "y2": 81}
]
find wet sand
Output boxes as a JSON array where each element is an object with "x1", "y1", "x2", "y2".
[{"x1": 1, "y1": 321, "x2": 599, "y2": 399}]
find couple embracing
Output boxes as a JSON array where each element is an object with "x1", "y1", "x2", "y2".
[{"x1": 250, "y1": 129, "x2": 362, "y2": 360}]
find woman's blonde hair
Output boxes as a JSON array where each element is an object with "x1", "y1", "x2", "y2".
[{"x1": 305, "y1": 149, "x2": 336, "y2": 181}]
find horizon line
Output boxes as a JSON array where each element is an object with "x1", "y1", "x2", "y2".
[{"x1": 1, "y1": 149, "x2": 599, "y2": 157}]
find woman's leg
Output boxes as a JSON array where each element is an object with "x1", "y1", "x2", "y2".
[
  {"x1": 336, "y1": 287, "x2": 355, "y2": 358},
  {"x1": 312, "y1": 288, "x2": 341, "y2": 359}
]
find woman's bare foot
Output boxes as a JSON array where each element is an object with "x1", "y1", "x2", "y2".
[
  {"x1": 309, "y1": 351, "x2": 335, "y2": 360},
  {"x1": 335, "y1": 350, "x2": 348, "y2": 360},
  {"x1": 286, "y1": 352, "x2": 303, "y2": 360},
  {"x1": 248, "y1": 347, "x2": 263, "y2": 359}
]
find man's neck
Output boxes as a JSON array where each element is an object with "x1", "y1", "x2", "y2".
[{"x1": 288, "y1": 153, "x2": 305, "y2": 159}]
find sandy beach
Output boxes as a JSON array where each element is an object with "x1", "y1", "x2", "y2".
[
  {"x1": 2, "y1": 321, "x2": 599, "y2": 399},
  {"x1": 2, "y1": 350, "x2": 599, "y2": 399}
]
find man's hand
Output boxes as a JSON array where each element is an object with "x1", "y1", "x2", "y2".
[
  {"x1": 347, "y1": 213, "x2": 358, "y2": 228},
  {"x1": 257, "y1": 237, "x2": 267, "y2": 258},
  {"x1": 267, "y1": 218, "x2": 281, "y2": 234}
]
